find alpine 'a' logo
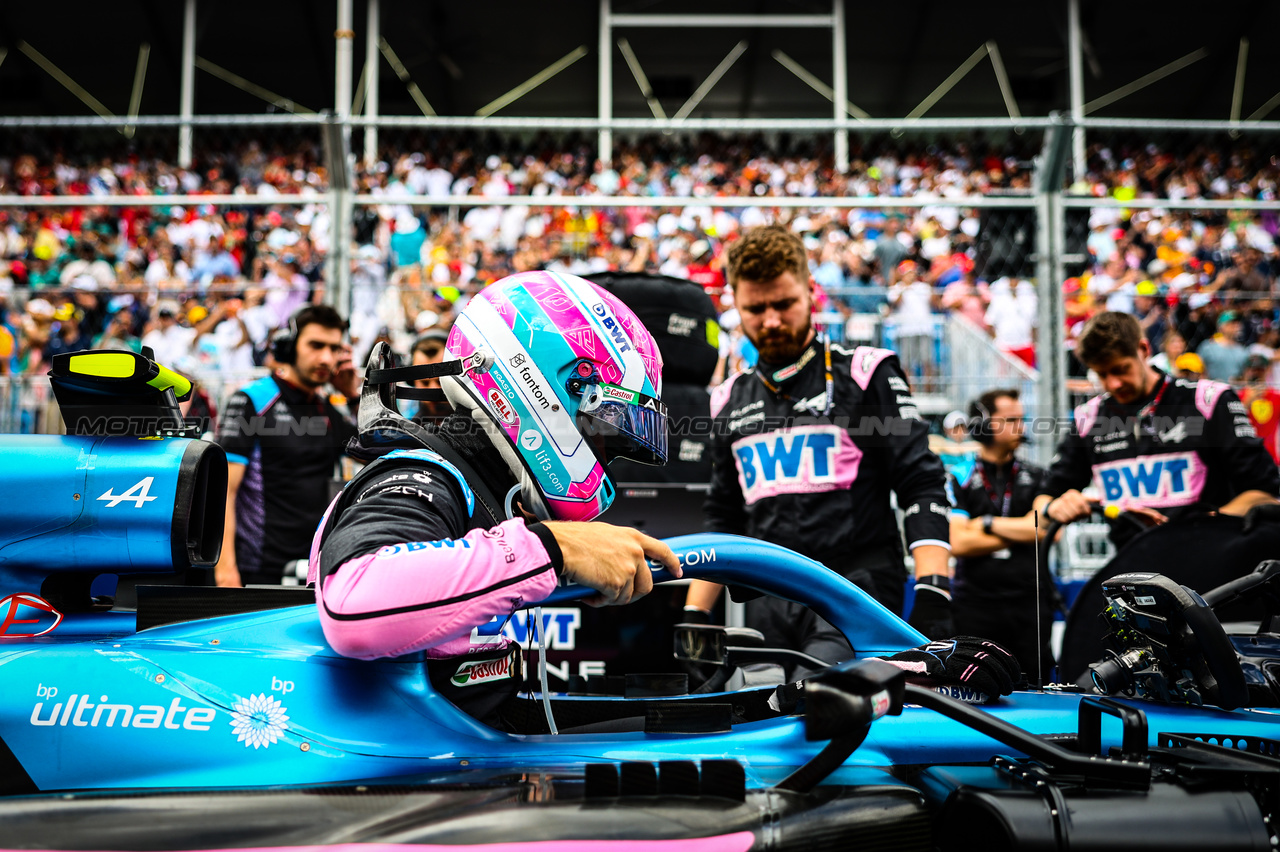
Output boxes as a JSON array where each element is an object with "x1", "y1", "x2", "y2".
[
  {"x1": 487, "y1": 388, "x2": 517, "y2": 424},
  {"x1": 97, "y1": 477, "x2": 158, "y2": 508}
]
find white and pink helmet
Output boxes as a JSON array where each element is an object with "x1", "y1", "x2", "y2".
[{"x1": 441, "y1": 271, "x2": 666, "y2": 522}]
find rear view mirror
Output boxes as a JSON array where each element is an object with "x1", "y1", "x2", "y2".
[{"x1": 673, "y1": 624, "x2": 766, "y2": 665}]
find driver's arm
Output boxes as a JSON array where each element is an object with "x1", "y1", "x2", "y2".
[
  {"x1": 315, "y1": 463, "x2": 566, "y2": 660},
  {"x1": 315, "y1": 462, "x2": 677, "y2": 660}
]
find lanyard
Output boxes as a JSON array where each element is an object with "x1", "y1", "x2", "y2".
[
  {"x1": 755, "y1": 335, "x2": 834, "y2": 417},
  {"x1": 974, "y1": 459, "x2": 1018, "y2": 517},
  {"x1": 1128, "y1": 374, "x2": 1170, "y2": 441}
]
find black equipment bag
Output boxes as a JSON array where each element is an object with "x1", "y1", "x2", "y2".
[{"x1": 589, "y1": 272, "x2": 720, "y2": 387}]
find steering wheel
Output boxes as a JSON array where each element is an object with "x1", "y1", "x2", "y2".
[{"x1": 1088, "y1": 571, "x2": 1249, "y2": 710}]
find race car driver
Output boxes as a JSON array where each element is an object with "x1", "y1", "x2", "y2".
[
  {"x1": 685, "y1": 225, "x2": 953, "y2": 658},
  {"x1": 1036, "y1": 311, "x2": 1280, "y2": 544},
  {"x1": 308, "y1": 271, "x2": 680, "y2": 728}
]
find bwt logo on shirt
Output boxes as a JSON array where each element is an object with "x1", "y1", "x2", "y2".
[
  {"x1": 1094, "y1": 451, "x2": 1205, "y2": 508},
  {"x1": 732, "y1": 425, "x2": 861, "y2": 505}
]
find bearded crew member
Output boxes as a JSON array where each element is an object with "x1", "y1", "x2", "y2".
[
  {"x1": 1035, "y1": 311, "x2": 1280, "y2": 545},
  {"x1": 947, "y1": 389, "x2": 1054, "y2": 677},
  {"x1": 686, "y1": 225, "x2": 953, "y2": 660}
]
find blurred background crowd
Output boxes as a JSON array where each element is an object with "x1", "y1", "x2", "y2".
[{"x1": 1, "y1": 132, "x2": 1277, "y2": 446}]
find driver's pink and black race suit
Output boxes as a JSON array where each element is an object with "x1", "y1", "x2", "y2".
[
  {"x1": 307, "y1": 434, "x2": 563, "y2": 725},
  {"x1": 1043, "y1": 371, "x2": 1280, "y2": 547}
]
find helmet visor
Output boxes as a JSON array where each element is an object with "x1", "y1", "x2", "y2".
[{"x1": 576, "y1": 383, "x2": 668, "y2": 466}]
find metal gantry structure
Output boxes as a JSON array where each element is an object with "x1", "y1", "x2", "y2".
[{"x1": 2, "y1": 0, "x2": 1280, "y2": 429}]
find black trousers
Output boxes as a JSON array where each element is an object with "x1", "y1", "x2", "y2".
[
  {"x1": 744, "y1": 544, "x2": 906, "y2": 681},
  {"x1": 954, "y1": 594, "x2": 1056, "y2": 682}
]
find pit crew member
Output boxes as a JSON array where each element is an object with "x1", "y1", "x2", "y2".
[
  {"x1": 947, "y1": 388, "x2": 1054, "y2": 678},
  {"x1": 685, "y1": 225, "x2": 953, "y2": 656},
  {"x1": 1035, "y1": 311, "x2": 1280, "y2": 546},
  {"x1": 215, "y1": 305, "x2": 359, "y2": 587}
]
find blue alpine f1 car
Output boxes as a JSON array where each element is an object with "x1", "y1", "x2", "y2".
[{"x1": 3, "y1": 351, "x2": 1280, "y2": 851}]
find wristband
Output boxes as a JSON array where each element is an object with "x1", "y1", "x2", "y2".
[
  {"x1": 683, "y1": 606, "x2": 712, "y2": 616},
  {"x1": 913, "y1": 574, "x2": 952, "y2": 600},
  {"x1": 982, "y1": 514, "x2": 995, "y2": 536},
  {"x1": 1043, "y1": 498, "x2": 1056, "y2": 520}
]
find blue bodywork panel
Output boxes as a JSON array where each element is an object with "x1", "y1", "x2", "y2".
[{"x1": 3, "y1": 533, "x2": 1279, "y2": 793}]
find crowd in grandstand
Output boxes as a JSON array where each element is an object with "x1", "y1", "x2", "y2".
[{"x1": 0, "y1": 134, "x2": 1277, "y2": 435}]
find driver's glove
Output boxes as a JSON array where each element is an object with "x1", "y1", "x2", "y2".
[
  {"x1": 907, "y1": 575, "x2": 954, "y2": 639},
  {"x1": 881, "y1": 636, "x2": 1022, "y2": 704}
]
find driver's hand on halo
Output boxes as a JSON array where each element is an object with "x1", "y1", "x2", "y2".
[
  {"x1": 543, "y1": 522, "x2": 681, "y2": 607},
  {"x1": 1044, "y1": 489, "x2": 1094, "y2": 524}
]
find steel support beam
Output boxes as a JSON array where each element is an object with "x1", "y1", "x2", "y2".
[
  {"x1": 196, "y1": 58, "x2": 314, "y2": 113},
  {"x1": 1035, "y1": 118, "x2": 1072, "y2": 449},
  {"x1": 323, "y1": 117, "x2": 352, "y2": 315},
  {"x1": 335, "y1": 0, "x2": 353, "y2": 120},
  {"x1": 1231, "y1": 37, "x2": 1249, "y2": 126},
  {"x1": 598, "y1": 0, "x2": 612, "y2": 165},
  {"x1": 364, "y1": 0, "x2": 380, "y2": 167},
  {"x1": 1082, "y1": 48, "x2": 1208, "y2": 114},
  {"x1": 476, "y1": 46, "x2": 588, "y2": 118},
  {"x1": 618, "y1": 38, "x2": 665, "y2": 119},
  {"x1": 125, "y1": 44, "x2": 151, "y2": 139},
  {"x1": 17, "y1": 41, "x2": 116, "y2": 122},
  {"x1": 609, "y1": 13, "x2": 833, "y2": 27},
  {"x1": 905, "y1": 42, "x2": 989, "y2": 120},
  {"x1": 772, "y1": 50, "x2": 869, "y2": 119},
  {"x1": 179, "y1": 0, "x2": 195, "y2": 168},
  {"x1": 832, "y1": 0, "x2": 848, "y2": 171},
  {"x1": 987, "y1": 40, "x2": 1020, "y2": 120},
  {"x1": 329, "y1": 0, "x2": 354, "y2": 315},
  {"x1": 604, "y1": 3, "x2": 841, "y2": 164},
  {"x1": 1067, "y1": 0, "x2": 1085, "y2": 181},
  {"x1": 379, "y1": 38, "x2": 435, "y2": 117},
  {"x1": 673, "y1": 41, "x2": 747, "y2": 121}
]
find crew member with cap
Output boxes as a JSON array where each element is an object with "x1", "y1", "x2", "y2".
[{"x1": 1197, "y1": 311, "x2": 1250, "y2": 382}]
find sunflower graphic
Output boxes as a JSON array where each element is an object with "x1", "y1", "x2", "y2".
[{"x1": 229, "y1": 693, "x2": 289, "y2": 749}]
